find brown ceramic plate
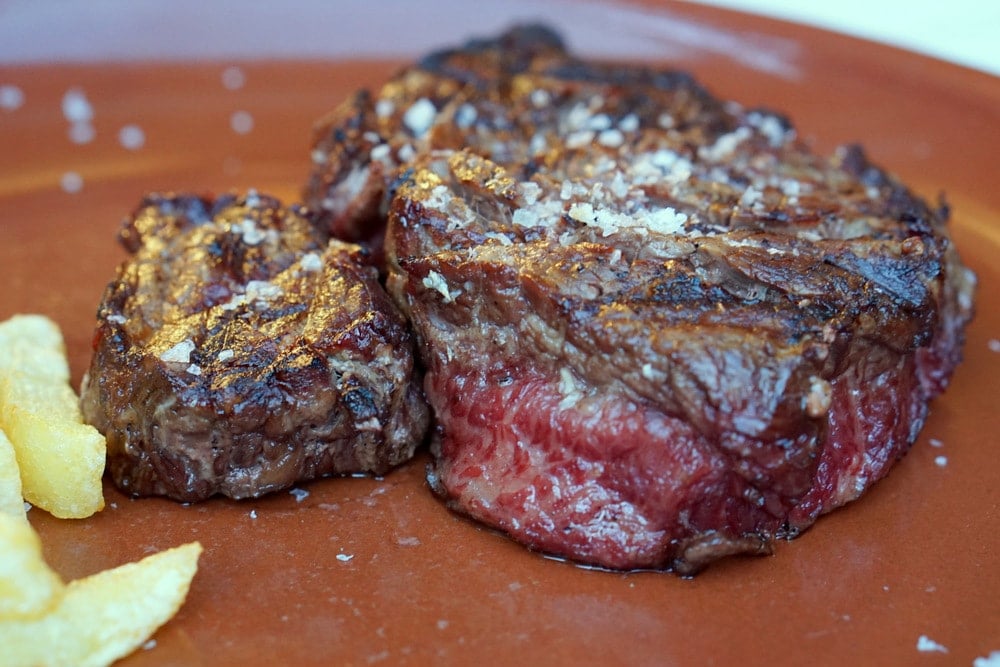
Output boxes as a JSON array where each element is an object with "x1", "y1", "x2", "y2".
[{"x1": 2, "y1": 1, "x2": 999, "y2": 665}]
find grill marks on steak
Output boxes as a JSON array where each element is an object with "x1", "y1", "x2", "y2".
[
  {"x1": 81, "y1": 193, "x2": 428, "y2": 501},
  {"x1": 352, "y1": 27, "x2": 977, "y2": 572}
]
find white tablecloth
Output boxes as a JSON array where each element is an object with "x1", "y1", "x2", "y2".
[{"x1": 687, "y1": 0, "x2": 1000, "y2": 76}]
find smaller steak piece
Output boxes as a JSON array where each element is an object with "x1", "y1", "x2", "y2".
[{"x1": 81, "y1": 192, "x2": 428, "y2": 501}]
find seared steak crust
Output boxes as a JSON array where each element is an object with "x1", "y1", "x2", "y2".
[
  {"x1": 81, "y1": 193, "x2": 428, "y2": 501},
  {"x1": 327, "y1": 26, "x2": 976, "y2": 573},
  {"x1": 304, "y1": 24, "x2": 575, "y2": 251}
]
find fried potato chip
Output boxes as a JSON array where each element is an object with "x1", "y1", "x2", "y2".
[
  {"x1": 0, "y1": 314, "x2": 105, "y2": 518},
  {"x1": 0, "y1": 540, "x2": 202, "y2": 667},
  {"x1": 0, "y1": 512, "x2": 64, "y2": 620},
  {"x1": 0, "y1": 428, "x2": 26, "y2": 520},
  {"x1": 0, "y1": 314, "x2": 71, "y2": 383}
]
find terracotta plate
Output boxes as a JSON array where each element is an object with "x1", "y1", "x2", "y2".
[{"x1": 2, "y1": 2, "x2": 998, "y2": 665}]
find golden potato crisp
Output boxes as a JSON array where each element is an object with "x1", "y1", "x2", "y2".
[
  {"x1": 0, "y1": 512, "x2": 64, "y2": 620},
  {"x1": 0, "y1": 428, "x2": 25, "y2": 519},
  {"x1": 0, "y1": 314, "x2": 105, "y2": 518},
  {"x1": 0, "y1": 539, "x2": 202, "y2": 667}
]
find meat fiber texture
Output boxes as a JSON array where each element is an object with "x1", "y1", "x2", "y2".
[
  {"x1": 308, "y1": 26, "x2": 976, "y2": 573},
  {"x1": 81, "y1": 192, "x2": 428, "y2": 502}
]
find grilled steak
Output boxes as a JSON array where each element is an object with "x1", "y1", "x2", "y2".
[
  {"x1": 81, "y1": 192, "x2": 428, "y2": 502},
  {"x1": 306, "y1": 25, "x2": 974, "y2": 573},
  {"x1": 304, "y1": 24, "x2": 570, "y2": 255}
]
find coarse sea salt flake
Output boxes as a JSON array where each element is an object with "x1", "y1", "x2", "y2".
[
  {"x1": 645, "y1": 208, "x2": 687, "y2": 235},
  {"x1": 160, "y1": 339, "x2": 196, "y2": 364},
  {"x1": 974, "y1": 651, "x2": 1000, "y2": 667},
  {"x1": 454, "y1": 103, "x2": 477, "y2": 128},
  {"x1": 988, "y1": 338, "x2": 1000, "y2": 353},
  {"x1": 748, "y1": 112, "x2": 789, "y2": 146},
  {"x1": 530, "y1": 88, "x2": 551, "y2": 107},
  {"x1": 60, "y1": 171, "x2": 83, "y2": 194},
  {"x1": 375, "y1": 99, "x2": 395, "y2": 118},
  {"x1": 586, "y1": 113, "x2": 612, "y2": 131},
  {"x1": 598, "y1": 129, "x2": 624, "y2": 148},
  {"x1": 246, "y1": 280, "x2": 282, "y2": 302},
  {"x1": 370, "y1": 143, "x2": 391, "y2": 162},
  {"x1": 566, "y1": 130, "x2": 595, "y2": 150},
  {"x1": 289, "y1": 488, "x2": 310, "y2": 502},
  {"x1": 403, "y1": 98, "x2": 436, "y2": 137},
  {"x1": 221, "y1": 65, "x2": 246, "y2": 90},
  {"x1": 520, "y1": 181, "x2": 542, "y2": 205},
  {"x1": 610, "y1": 171, "x2": 629, "y2": 198},
  {"x1": 422, "y1": 270, "x2": 454, "y2": 303},
  {"x1": 230, "y1": 110, "x2": 254, "y2": 135},
  {"x1": 568, "y1": 202, "x2": 596, "y2": 225},
  {"x1": 0, "y1": 84, "x2": 24, "y2": 110},
  {"x1": 118, "y1": 124, "x2": 145, "y2": 150},
  {"x1": 529, "y1": 133, "x2": 548, "y2": 155},
  {"x1": 558, "y1": 368, "x2": 583, "y2": 409},
  {"x1": 618, "y1": 113, "x2": 639, "y2": 133},
  {"x1": 740, "y1": 187, "x2": 763, "y2": 208},
  {"x1": 699, "y1": 126, "x2": 752, "y2": 161},
  {"x1": 512, "y1": 208, "x2": 539, "y2": 227},
  {"x1": 217, "y1": 349, "x2": 235, "y2": 363},
  {"x1": 62, "y1": 88, "x2": 93, "y2": 123},
  {"x1": 398, "y1": 143, "x2": 416, "y2": 162},
  {"x1": 300, "y1": 252, "x2": 323, "y2": 273},
  {"x1": 916, "y1": 635, "x2": 948, "y2": 654},
  {"x1": 336, "y1": 553, "x2": 354, "y2": 562},
  {"x1": 564, "y1": 102, "x2": 592, "y2": 131},
  {"x1": 68, "y1": 122, "x2": 95, "y2": 145},
  {"x1": 238, "y1": 219, "x2": 265, "y2": 245}
]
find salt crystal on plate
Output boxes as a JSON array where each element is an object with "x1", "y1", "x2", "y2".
[
  {"x1": 0, "y1": 84, "x2": 25, "y2": 111},
  {"x1": 62, "y1": 88, "x2": 92, "y2": 123},
  {"x1": 230, "y1": 110, "x2": 254, "y2": 134},
  {"x1": 118, "y1": 124, "x2": 145, "y2": 150},
  {"x1": 974, "y1": 651, "x2": 1000, "y2": 667},
  {"x1": 60, "y1": 171, "x2": 83, "y2": 194},
  {"x1": 68, "y1": 122, "x2": 95, "y2": 145},
  {"x1": 221, "y1": 66, "x2": 246, "y2": 90},
  {"x1": 916, "y1": 635, "x2": 948, "y2": 653}
]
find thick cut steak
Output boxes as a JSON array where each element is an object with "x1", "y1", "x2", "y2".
[
  {"x1": 81, "y1": 192, "x2": 428, "y2": 501},
  {"x1": 349, "y1": 27, "x2": 975, "y2": 573}
]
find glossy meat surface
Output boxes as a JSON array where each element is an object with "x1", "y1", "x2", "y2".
[
  {"x1": 359, "y1": 27, "x2": 975, "y2": 573},
  {"x1": 81, "y1": 192, "x2": 428, "y2": 501}
]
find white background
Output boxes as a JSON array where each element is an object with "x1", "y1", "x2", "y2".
[
  {"x1": 686, "y1": 0, "x2": 1000, "y2": 76},
  {"x1": 0, "y1": 0, "x2": 997, "y2": 77}
]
